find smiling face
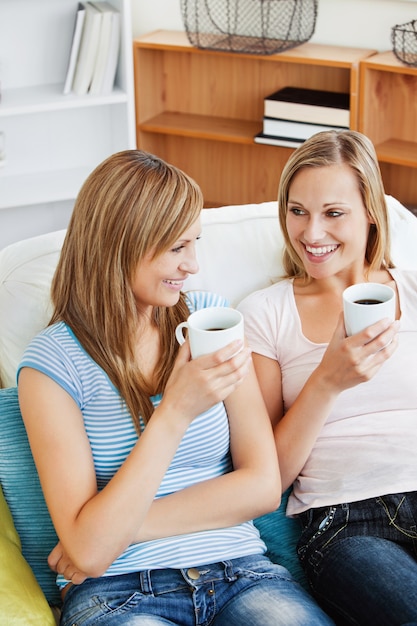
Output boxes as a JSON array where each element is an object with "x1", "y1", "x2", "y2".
[
  {"x1": 286, "y1": 163, "x2": 373, "y2": 281},
  {"x1": 131, "y1": 216, "x2": 201, "y2": 315}
]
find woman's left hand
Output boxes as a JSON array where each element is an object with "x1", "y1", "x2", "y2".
[{"x1": 161, "y1": 339, "x2": 252, "y2": 426}]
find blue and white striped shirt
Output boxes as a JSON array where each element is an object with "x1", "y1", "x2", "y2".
[{"x1": 19, "y1": 291, "x2": 266, "y2": 584}]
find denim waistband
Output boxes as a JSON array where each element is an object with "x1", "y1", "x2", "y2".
[
  {"x1": 92, "y1": 554, "x2": 260, "y2": 595},
  {"x1": 139, "y1": 554, "x2": 269, "y2": 594},
  {"x1": 139, "y1": 561, "x2": 234, "y2": 594},
  {"x1": 298, "y1": 490, "x2": 417, "y2": 527}
]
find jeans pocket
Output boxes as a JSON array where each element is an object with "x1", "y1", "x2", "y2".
[
  {"x1": 234, "y1": 556, "x2": 294, "y2": 582},
  {"x1": 297, "y1": 506, "x2": 341, "y2": 564},
  {"x1": 61, "y1": 590, "x2": 143, "y2": 626}
]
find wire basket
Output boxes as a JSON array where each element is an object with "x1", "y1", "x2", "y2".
[
  {"x1": 392, "y1": 20, "x2": 417, "y2": 67},
  {"x1": 180, "y1": 0, "x2": 318, "y2": 55}
]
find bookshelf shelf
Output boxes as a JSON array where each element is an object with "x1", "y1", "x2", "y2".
[
  {"x1": 376, "y1": 139, "x2": 417, "y2": 168},
  {"x1": 134, "y1": 30, "x2": 375, "y2": 206},
  {"x1": 141, "y1": 112, "x2": 261, "y2": 144},
  {"x1": 359, "y1": 51, "x2": 417, "y2": 208},
  {"x1": 0, "y1": 84, "x2": 128, "y2": 116},
  {"x1": 0, "y1": 0, "x2": 136, "y2": 218}
]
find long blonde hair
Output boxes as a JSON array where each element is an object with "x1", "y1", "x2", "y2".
[
  {"x1": 278, "y1": 130, "x2": 394, "y2": 281},
  {"x1": 50, "y1": 150, "x2": 203, "y2": 431}
]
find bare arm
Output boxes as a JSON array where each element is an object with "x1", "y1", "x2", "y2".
[
  {"x1": 135, "y1": 359, "x2": 281, "y2": 542},
  {"x1": 252, "y1": 314, "x2": 399, "y2": 491}
]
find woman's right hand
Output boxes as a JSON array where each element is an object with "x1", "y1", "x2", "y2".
[
  {"x1": 316, "y1": 313, "x2": 399, "y2": 394},
  {"x1": 160, "y1": 339, "x2": 252, "y2": 425}
]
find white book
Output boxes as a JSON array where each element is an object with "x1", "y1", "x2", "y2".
[
  {"x1": 263, "y1": 117, "x2": 348, "y2": 140},
  {"x1": 89, "y1": 2, "x2": 120, "y2": 96},
  {"x1": 63, "y1": 3, "x2": 87, "y2": 95},
  {"x1": 254, "y1": 133, "x2": 304, "y2": 149},
  {"x1": 72, "y1": 2, "x2": 102, "y2": 96}
]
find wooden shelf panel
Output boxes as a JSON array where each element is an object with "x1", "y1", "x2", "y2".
[
  {"x1": 139, "y1": 112, "x2": 261, "y2": 144},
  {"x1": 136, "y1": 133, "x2": 291, "y2": 206},
  {"x1": 361, "y1": 50, "x2": 417, "y2": 75},
  {"x1": 379, "y1": 162, "x2": 417, "y2": 209},
  {"x1": 359, "y1": 50, "x2": 417, "y2": 204},
  {"x1": 135, "y1": 30, "x2": 374, "y2": 67},
  {"x1": 359, "y1": 68, "x2": 417, "y2": 143},
  {"x1": 375, "y1": 138, "x2": 417, "y2": 168}
]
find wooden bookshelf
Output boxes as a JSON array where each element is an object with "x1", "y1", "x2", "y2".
[
  {"x1": 359, "y1": 51, "x2": 417, "y2": 209},
  {"x1": 133, "y1": 30, "x2": 376, "y2": 206}
]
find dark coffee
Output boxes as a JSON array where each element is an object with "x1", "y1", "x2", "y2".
[
  {"x1": 354, "y1": 298, "x2": 383, "y2": 305},
  {"x1": 205, "y1": 327, "x2": 225, "y2": 331}
]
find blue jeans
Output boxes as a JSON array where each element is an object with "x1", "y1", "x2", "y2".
[
  {"x1": 60, "y1": 554, "x2": 334, "y2": 625},
  {"x1": 297, "y1": 491, "x2": 417, "y2": 626}
]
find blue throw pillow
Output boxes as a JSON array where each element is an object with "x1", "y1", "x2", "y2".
[
  {"x1": 0, "y1": 387, "x2": 61, "y2": 606},
  {"x1": 254, "y1": 487, "x2": 309, "y2": 591}
]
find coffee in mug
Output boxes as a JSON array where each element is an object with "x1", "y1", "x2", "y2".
[
  {"x1": 175, "y1": 306, "x2": 244, "y2": 358},
  {"x1": 343, "y1": 282, "x2": 396, "y2": 336}
]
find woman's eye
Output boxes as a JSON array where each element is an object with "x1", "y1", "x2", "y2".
[
  {"x1": 171, "y1": 245, "x2": 185, "y2": 253},
  {"x1": 289, "y1": 207, "x2": 305, "y2": 216},
  {"x1": 327, "y1": 210, "x2": 343, "y2": 218}
]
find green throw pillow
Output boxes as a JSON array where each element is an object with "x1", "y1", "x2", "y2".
[
  {"x1": 254, "y1": 487, "x2": 309, "y2": 591},
  {"x1": 0, "y1": 483, "x2": 56, "y2": 625},
  {"x1": 0, "y1": 387, "x2": 60, "y2": 606}
]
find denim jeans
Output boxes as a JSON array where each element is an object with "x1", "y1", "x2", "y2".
[
  {"x1": 297, "y1": 491, "x2": 417, "y2": 626},
  {"x1": 60, "y1": 554, "x2": 334, "y2": 626}
]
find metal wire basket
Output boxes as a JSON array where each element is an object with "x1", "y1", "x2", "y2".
[
  {"x1": 392, "y1": 20, "x2": 417, "y2": 67},
  {"x1": 180, "y1": 0, "x2": 318, "y2": 55}
]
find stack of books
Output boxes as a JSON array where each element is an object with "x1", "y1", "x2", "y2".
[
  {"x1": 254, "y1": 86, "x2": 350, "y2": 148},
  {"x1": 63, "y1": 1, "x2": 121, "y2": 96}
]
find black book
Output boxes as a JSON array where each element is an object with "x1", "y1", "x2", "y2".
[{"x1": 264, "y1": 87, "x2": 350, "y2": 127}]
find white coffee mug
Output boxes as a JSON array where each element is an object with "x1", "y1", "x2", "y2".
[
  {"x1": 343, "y1": 282, "x2": 396, "y2": 336},
  {"x1": 175, "y1": 306, "x2": 244, "y2": 358}
]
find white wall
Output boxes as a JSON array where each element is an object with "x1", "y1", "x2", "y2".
[{"x1": 132, "y1": 0, "x2": 417, "y2": 52}]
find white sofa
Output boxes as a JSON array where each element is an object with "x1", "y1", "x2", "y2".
[
  {"x1": 2, "y1": 196, "x2": 417, "y2": 388},
  {"x1": 1, "y1": 197, "x2": 417, "y2": 624}
]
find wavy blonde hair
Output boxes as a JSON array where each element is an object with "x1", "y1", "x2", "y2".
[
  {"x1": 278, "y1": 130, "x2": 394, "y2": 281},
  {"x1": 50, "y1": 150, "x2": 203, "y2": 431}
]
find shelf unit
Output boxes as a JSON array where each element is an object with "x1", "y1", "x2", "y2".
[
  {"x1": 133, "y1": 30, "x2": 375, "y2": 207},
  {"x1": 0, "y1": 0, "x2": 136, "y2": 212},
  {"x1": 359, "y1": 51, "x2": 417, "y2": 209}
]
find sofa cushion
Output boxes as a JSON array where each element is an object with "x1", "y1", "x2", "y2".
[
  {"x1": 0, "y1": 229, "x2": 66, "y2": 388},
  {"x1": 0, "y1": 387, "x2": 60, "y2": 606},
  {"x1": 186, "y1": 202, "x2": 284, "y2": 306},
  {"x1": 254, "y1": 488, "x2": 308, "y2": 590},
  {"x1": 0, "y1": 482, "x2": 56, "y2": 625}
]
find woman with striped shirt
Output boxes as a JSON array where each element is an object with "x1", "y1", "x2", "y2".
[{"x1": 18, "y1": 150, "x2": 332, "y2": 626}]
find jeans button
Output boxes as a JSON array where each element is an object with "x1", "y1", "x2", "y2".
[{"x1": 187, "y1": 567, "x2": 200, "y2": 580}]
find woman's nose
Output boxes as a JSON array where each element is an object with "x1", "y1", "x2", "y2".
[
  {"x1": 304, "y1": 217, "x2": 325, "y2": 242},
  {"x1": 180, "y1": 252, "x2": 199, "y2": 275}
]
